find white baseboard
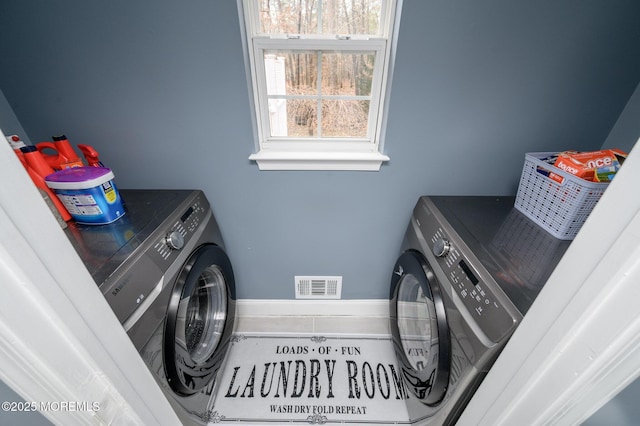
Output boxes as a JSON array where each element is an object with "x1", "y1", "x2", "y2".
[{"x1": 235, "y1": 299, "x2": 389, "y2": 318}]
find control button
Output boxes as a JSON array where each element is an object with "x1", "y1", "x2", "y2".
[
  {"x1": 432, "y1": 238, "x2": 451, "y2": 257},
  {"x1": 165, "y1": 231, "x2": 185, "y2": 250}
]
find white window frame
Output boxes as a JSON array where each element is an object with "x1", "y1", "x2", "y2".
[{"x1": 238, "y1": 0, "x2": 402, "y2": 171}]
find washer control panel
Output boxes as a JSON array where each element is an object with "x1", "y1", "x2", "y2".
[
  {"x1": 153, "y1": 196, "x2": 207, "y2": 263},
  {"x1": 98, "y1": 190, "x2": 211, "y2": 325}
]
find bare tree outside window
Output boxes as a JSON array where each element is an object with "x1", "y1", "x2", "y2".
[
  {"x1": 260, "y1": 1, "x2": 381, "y2": 139},
  {"x1": 259, "y1": 0, "x2": 382, "y2": 35}
]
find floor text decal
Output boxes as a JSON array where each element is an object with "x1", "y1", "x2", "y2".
[{"x1": 210, "y1": 335, "x2": 411, "y2": 425}]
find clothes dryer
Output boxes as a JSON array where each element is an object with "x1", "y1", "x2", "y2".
[
  {"x1": 64, "y1": 189, "x2": 235, "y2": 425},
  {"x1": 389, "y1": 196, "x2": 570, "y2": 425}
]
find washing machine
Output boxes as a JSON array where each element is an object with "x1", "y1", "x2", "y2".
[
  {"x1": 389, "y1": 196, "x2": 571, "y2": 425},
  {"x1": 64, "y1": 189, "x2": 236, "y2": 425}
]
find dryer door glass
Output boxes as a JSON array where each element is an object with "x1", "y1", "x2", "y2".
[
  {"x1": 165, "y1": 243, "x2": 235, "y2": 396},
  {"x1": 397, "y1": 273, "x2": 437, "y2": 372},
  {"x1": 391, "y1": 250, "x2": 451, "y2": 406}
]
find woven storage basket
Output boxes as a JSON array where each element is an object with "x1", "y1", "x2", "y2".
[{"x1": 514, "y1": 152, "x2": 609, "y2": 240}]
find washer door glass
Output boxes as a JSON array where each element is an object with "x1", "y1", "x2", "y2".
[
  {"x1": 177, "y1": 264, "x2": 227, "y2": 365},
  {"x1": 391, "y1": 250, "x2": 451, "y2": 406},
  {"x1": 165, "y1": 244, "x2": 235, "y2": 396}
]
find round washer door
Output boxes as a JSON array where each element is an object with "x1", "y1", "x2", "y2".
[
  {"x1": 164, "y1": 243, "x2": 236, "y2": 396},
  {"x1": 390, "y1": 249, "x2": 451, "y2": 405}
]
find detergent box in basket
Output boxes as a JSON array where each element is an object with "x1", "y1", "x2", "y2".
[
  {"x1": 45, "y1": 167, "x2": 125, "y2": 224},
  {"x1": 553, "y1": 149, "x2": 627, "y2": 182}
]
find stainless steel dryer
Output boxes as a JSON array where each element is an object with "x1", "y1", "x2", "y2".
[
  {"x1": 64, "y1": 189, "x2": 236, "y2": 425},
  {"x1": 389, "y1": 196, "x2": 570, "y2": 425}
]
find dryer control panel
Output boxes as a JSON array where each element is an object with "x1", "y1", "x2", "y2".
[
  {"x1": 430, "y1": 227, "x2": 514, "y2": 340},
  {"x1": 414, "y1": 199, "x2": 519, "y2": 344}
]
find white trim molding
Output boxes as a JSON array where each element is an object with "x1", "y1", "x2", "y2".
[
  {"x1": 248, "y1": 150, "x2": 390, "y2": 171},
  {"x1": 236, "y1": 299, "x2": 390, "y2": 318}
]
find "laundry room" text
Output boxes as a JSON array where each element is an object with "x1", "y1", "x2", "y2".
[{"x1": 223, "y1": 359, "x2": 408, "y2": 400}]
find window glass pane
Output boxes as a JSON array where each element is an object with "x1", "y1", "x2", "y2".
[
  {"x1": 321, "y1": 52, "x2": 375, "y2": 96},
  {"x1": 321, "y1": 0, "x2": 382, "y2": 35},
  {"x1": 321, "y1": 100, "x2": 369, "y2": 137},
  {"x1": 267, "y1": 98, "x2": 289, "y2": 136},
  {"x1": 259, "y1": 0, "x2": 382, "y2": 35},
  {"x1": 265, "y1": 50, "x2": 376, "y2": 97},
  {"x1": 267, "y1": 98, "x2": 319, "y2": 138},
  {"x1": 264, "y1": 49, "x2": 375, "y2": 138},
  {"x1": 287, "y1": 99, "x2": 318, "y2": 137},
  {"x1": 265, "y1": 51, "x2": 317, "y2": 96}
]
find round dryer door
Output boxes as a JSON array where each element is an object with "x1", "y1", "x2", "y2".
[
  {"x1": 390, "y1": 249, "x2": 451, "y2": 406},
  {"x1": 164, "y1": 243, "x2": 236, "y2": 396}
]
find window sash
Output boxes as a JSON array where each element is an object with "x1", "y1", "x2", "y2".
[{"x1": 252, "y1": 38, "x2": 386, "y2": 146}]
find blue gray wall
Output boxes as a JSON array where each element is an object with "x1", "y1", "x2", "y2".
[
  {"x1": 603, "y1": 82, "x2": 640, "y2": 153},
  {"x1": 0, "y1": 88, "x2": 31, "y2": 145},
  {"x1": 1, "y1": 1, "x2": 639, "y2": 300}
]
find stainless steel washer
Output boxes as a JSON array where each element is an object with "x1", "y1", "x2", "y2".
[
  {"x1": 64, "y1": 189, "x2": 236, "y2": 425},
  {"x1": 389, "y1": 196, "x2": 570, "y2": 425}
]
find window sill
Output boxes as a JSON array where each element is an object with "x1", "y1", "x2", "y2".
[{"x1": 248, "y1": 151, "x2": 390, "y2": 171}]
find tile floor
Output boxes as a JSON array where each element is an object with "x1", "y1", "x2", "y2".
[{"x1": 233, "y1": 315, "x2": 391, "y2": 336}]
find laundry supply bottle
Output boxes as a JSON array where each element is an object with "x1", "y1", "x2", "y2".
[
  {"x1": 20, "y1": 145, "x2": 72, "y2": 222},
  {"x1": 5, "y1": 134, "x2": 27, "y2": 167},
  {"x1": 36, "y1": 134, "x2": 83, "y2": 169},
  {"x1": 77, "y1": 144, "x2": 104, "y2": 167}
]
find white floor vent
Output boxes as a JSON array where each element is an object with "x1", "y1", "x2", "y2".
[{"x1": 295, "y1": 276, "x2": 342, "y2": 299}]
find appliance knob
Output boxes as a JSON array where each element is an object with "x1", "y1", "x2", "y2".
[
  {"x1": 433, "y1": 238, "x2": 451, "y2": 258},
  {"x1": 166, "y1": 231, "x2": 185, "y2": 250}
]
